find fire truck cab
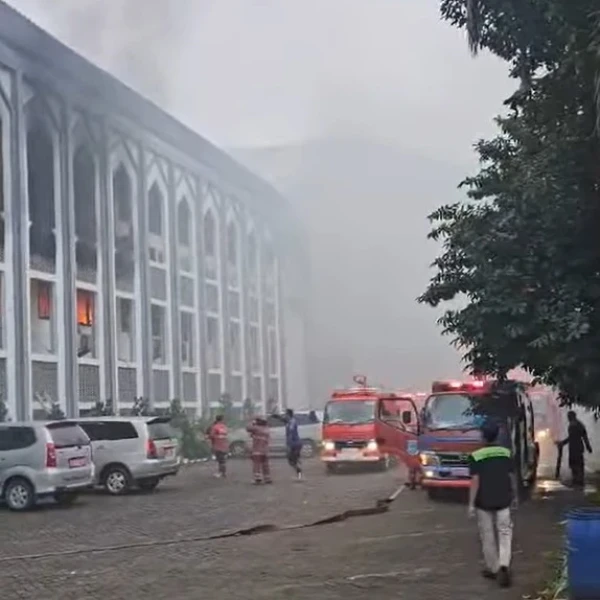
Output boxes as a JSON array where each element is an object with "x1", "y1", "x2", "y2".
[
  {"x1": 321, "y1": 376, "x2": 394, "y2": 473},
  {"x1": 374, "y1": 379, "x2": 539, "y2": 499}
]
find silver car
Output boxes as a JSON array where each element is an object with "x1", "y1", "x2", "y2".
[
  {"x1": 0, "y1": 420, "x2": 94, "y2": 511},
  {"x1": 75, "y1": 416, "x2": 180, "y2": 495},
  {"x1": 229, "y1": 413, "x2": 322, "y2": 458}
]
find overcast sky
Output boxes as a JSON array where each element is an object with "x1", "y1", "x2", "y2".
[{"x1": 8, "y1": 0, "x2": 512, "y2": 162}]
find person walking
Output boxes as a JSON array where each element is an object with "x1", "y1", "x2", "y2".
[
  {"x1": 558, "y1": 410, "x2": 593, "y2": 488},
  {"x1": 207, "y1": 415, "x2": 229, "y2": 478},
  {"x1": 246, "y1": 416, "x2": 272, "y2": 484},
  {"x1": 283, "y1": 408, "x2": 303, "y2": 480},
  {"x1": 468, "y1": 421, "x2": 518, "y2": 588}
]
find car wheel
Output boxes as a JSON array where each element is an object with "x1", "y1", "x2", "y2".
[
  {"x1": 138, "y1": 478, "x2": 160, "y2": 492},
  {"x1": 229, "y1": 442, "x2": 248, "y2": 458},
  {"x1": 300, "y1": 440, "x2": 316, "y2": 459},
  {"x1": 54, "y1": 492, "x2": 79, "y2": 506},
  {"x1": 103, "y1": 466, "x2": 131, "y2": 495},
  {"x1": 4, "y1": 477, "x2": 35, "y2": 511}
]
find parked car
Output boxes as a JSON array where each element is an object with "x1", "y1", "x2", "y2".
[
  {"x1": 228, "y1": 412, "x2": 322, "y2": 458},
  {"x1": 0, "y1": 420, "x2": 94, "y2": 511},
  {"x1": 75, "y1": 416, "x2": 180, "y2": 495}
]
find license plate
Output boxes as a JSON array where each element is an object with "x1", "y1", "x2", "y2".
[
  {"x1": 164, "y1": 447, "x2": 175, "y2": 458},
  {"x1": 452, "y1": 467, "x2": 470, "y2": 477},
  {"x1": 69, "y1": 457, "x2": 87, "y2": 468},
  {"x1": 341, "y1": 448, "x2": 361, "y2": 459}
]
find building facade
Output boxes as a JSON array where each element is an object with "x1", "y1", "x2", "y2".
[{"x1": 0, "y1": 2, "x2": 307, "y2": 420}]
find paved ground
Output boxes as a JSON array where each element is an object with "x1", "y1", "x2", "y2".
[{"x1": 0, "y1": 458, "x2": 579, "y2": 600}]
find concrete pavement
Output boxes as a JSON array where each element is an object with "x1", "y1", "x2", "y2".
[{"x1": 0, "y1": 459, "x2": 575, "y2": 599}]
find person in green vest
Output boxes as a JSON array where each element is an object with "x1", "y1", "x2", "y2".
[{"x1": 468, "y1": 421, "x2": 518, "y2": 588}]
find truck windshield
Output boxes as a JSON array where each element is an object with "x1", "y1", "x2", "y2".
[
  {"x1": 424, "y1": 394, "x2": 484, "y2": 430},
  {"x1": 324, "y1": 400, "x2": 375, "y2": 425}
]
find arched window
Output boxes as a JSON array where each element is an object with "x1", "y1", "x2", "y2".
[
  {"x1": 74, "y1": 144, "x2": 97, "y2": 273},
  {"x1": 148, "y1": 183, "x2": 163, "y2": 236},
  {"x1": 204, "y1": 210, "x2": 216, "y2": 257},
  {"x1": 27, "y1": 119, "x2": 56, "y2": 266},
  {"x1": 177, "y1": 198, "x2": 191, "y2": 247},
  {"x1": 227, "y1": 221, "x2": 238, "y2": 266},
  {"x1": 113, "y1": 163, "x2": 134, "y2": 286},
  {"x1": 113, "y1": 164, "x2": 132, "y2": 223}
]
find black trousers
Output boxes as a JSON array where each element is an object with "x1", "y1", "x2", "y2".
[
  {"x1": 287, "y1": 446, "x2": 302, "y2": 473},
  {"x1": 569, "y1": 456, "x2": 584, "y2": 487},
  {"x1": 215, "y1": 450, "x2": 227, "y2": 476}
]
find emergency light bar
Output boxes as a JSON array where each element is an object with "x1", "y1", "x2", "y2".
[
  {"x1": 331, "y1": 387, "x2": 380, "y2": 398},
  {"x1": 431, "y1": 380, "x2": 489, "y2": 393}
]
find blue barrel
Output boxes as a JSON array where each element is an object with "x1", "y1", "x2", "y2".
[{"x1": 567, "y1": 508, "x2": 600, "y2": 599}]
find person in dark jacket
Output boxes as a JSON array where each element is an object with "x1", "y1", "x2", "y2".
[{"x1": 558, "y1": 411, "x2": 592, "y2": 487}]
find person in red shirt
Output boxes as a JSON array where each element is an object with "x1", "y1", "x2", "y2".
[
  {"x1": 246, "y1": 416, "x2": 272, "y2": 484},
  {"x1": 208, "y1": 415, "x2": 229, "y2": 478}
]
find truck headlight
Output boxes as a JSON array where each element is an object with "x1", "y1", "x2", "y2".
[
  {"x1": 322, "y1": 440, "x2": 335, "y2": 451},
  {"x1": 366, "y1": 439, "x2": 378, "y2": 452},
  {"x1": 420, "y1": 451, "x2": 439, "y2": 467}
]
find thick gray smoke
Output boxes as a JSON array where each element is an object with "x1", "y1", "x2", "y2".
[{"x1": 7, "y1": 0, "x2": 513, "y2": 402}]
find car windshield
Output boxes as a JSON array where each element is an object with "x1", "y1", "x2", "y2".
[
  {"x1": 423, "y1": 394, "x2": 484, "y2": 430},
  {"x1": 324, "y1": 400, "x2": 375, "y2": 425},
  {"x1": 46, "y1": 422, "x2": 90, "y2": 448}
]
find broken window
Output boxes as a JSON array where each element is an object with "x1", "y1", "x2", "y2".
[
  {"x1": 116, "y1": 296, "x2": 135, "y2": 362},
  {"x1": 180, "y1": 311, "x2": 194, "y2": 367},
  {"x1": 27, "y1": 120, "x2": 56, "y2": 273},
  {"x1": 177, "y1": 199, "x2": 193, "y2": 272},
  {"x1": 113, "y1": 164, "x2": 135, "y2": 290},
  {"x1": 30, "y1": 278, "x2": 55, "y2": 354},
  {"x1": 148, "y1": 183, "x2": 165, "y2": 264},
  {"x1": 76, "y1": 289, "x2": 96, "y2": 359},
  {"x1": 151, "y1": 303, "x2": 167, "y2": 365},
  {"x1": 74, "y1": 144, "x2": 97, "y2": 282}
]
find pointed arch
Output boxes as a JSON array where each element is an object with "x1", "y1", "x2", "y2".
[
  {"x1": 26, "y1": 116, "x2": 56, "y2": 269},
  {"x1": 177, "y1": 197, "x2": 192, "y2": 248},
  {"x1": 203, "y1": 208, "x2": 217, "y2": 257},
  {"x1": 226, "y1": 219, "x2": 239, "y2": 267},
  {"x1": 113, "y1": 163, "x2": 132, "y2": 223},
  {"x1": 112, "y1": 162, "x2": 135, "y2": 289},
  {"x1": 148, "y1": 182, "x2": 164, "y2": 237},
  {"x1": 74, "y1": 142, "x2": 97, "y2": 274}
]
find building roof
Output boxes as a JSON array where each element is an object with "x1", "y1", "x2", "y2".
[{"x1": 0, "y1": 1, "x2": 289, "y2": 227}]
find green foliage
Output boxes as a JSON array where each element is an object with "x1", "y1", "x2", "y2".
[
  {"x1": 90, "y1": 400, "x2": 113, "y2": 417},
  {"x1": 131, "y1": 397, "x2": 152, "y2": 416},
  {"x1": 242, "y1": 397, "x2": 255, "y2": 421},
  {"x1": 167, "y1": 399, "x2": 211, "y2": 460},
  {"x1": 48, "y1": 402, "x2": 65, "y2": 420},
  {"x1": 421, "y1": 0, "x2": 600, "y2": 409},
  {"x1": 217, "y1": 392, "x2": 235, "y2": 423},
  {"x1": 0, "y1": 397, "x2": 8, "y2": 422}
]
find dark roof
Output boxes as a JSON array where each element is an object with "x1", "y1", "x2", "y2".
[{"x1": 0, "y1": 1, "x2": 288, "y2": 225}]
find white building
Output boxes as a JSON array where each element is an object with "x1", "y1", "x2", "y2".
[{"x1": 0, "y1": 2, "x2": 308, "y2": 420}]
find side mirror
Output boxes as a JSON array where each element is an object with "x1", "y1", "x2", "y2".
[{"x1": 401, "y1": 410, "x2": 412, "y2": 425}]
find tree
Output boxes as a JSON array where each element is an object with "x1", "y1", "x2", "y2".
[
  {"x1": 218, "y1": 392, "x2": 235, "y2": 423},
  {"x1": 167, "y1": 399, "x2": 210, "y2": 459},
  {"x1": 0, "y1": 397, "x2": 8, "y2": 422},
  {"x1": 48, "y1": 402, "x2": 66, "y2": 420},
  {"x1": 131, "y1": 397, "x2": 151, "y2": 416},
  {"x1": 90, "y1": 400, "x2": 113, "y2": 417},
  {"x1": 420, "y1": 1, "x2": 600, "y2": 408}
]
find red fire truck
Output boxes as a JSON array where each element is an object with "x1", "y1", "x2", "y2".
[
  {"x1": 321, "y1": 376, "x2": 400, "y2": 473},
  {"x1": 374, "y1": 379, "x2": 539, "y2": 499}
]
